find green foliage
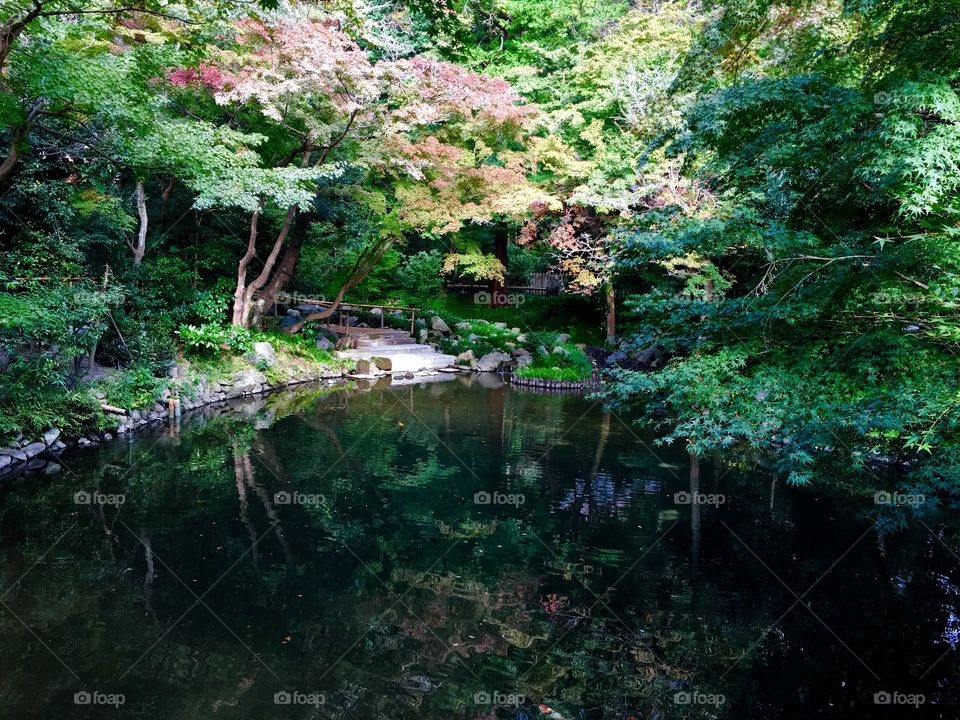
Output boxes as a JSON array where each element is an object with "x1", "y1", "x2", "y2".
[
  {"x1": 0, "y1": 359, "x2": 104, "y2": 443},
  {"x1": 516, "y1": 343, "x2": 592, "y2": 381},
  {"x1": 179, "y1": 323, "x2": 253, "y2": 356},
  {"x1": 94, "y1": 364, "x2": 167, "y2": 411},
  {"x1": 396, "y1": 250, "x2": 444, "y2": 299}
]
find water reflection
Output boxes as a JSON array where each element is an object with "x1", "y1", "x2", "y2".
[{"x1": 0, "y1": 377, "x2": 956, "y2": 719}]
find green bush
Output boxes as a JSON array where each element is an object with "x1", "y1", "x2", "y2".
[
  {"x1": 95, "y1": 364, "x2": 167, "y2": 411},
  {"x1": 515, "y1": 343, "x2": 593, "y2": 381},
  {"x1": 397, "y1": 250, "x2": 444, "y2": 299},
  {"x1": 179, "y1": 323, "x2": 253, "y2": 355}
]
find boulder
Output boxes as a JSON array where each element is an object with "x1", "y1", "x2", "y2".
[
  {"x1": 315, "y1": 335, "x2": 334, "y2": 351},
  {"x1": 278, "y1": 315, "x2": 300, "y2": 331},
  {"x1": 557, "y1": 333, "x2": 571, "y2": 343},
  {"x1": 457, "y1": 350, "x2": 475, "y2": 363},
  {"x1": 455, "y1": 322, "x2": 471, "y2": 331},
  {"x1": 286, "y1": 308, "x2": 301, "y2": 317},
  {"x1": 372, "y1": 356, "x2": 392, "y2": 371},
  {"x1": 22, "y1": 442, "x2": 46, "y2": 459},
  {"x1": 477, "y1": 351, "x2": 511, "y2": 372},
  {"x1": 430, "y1": 316, "x2": 452, "y2": 334},
  {"x1": 246, "y1": 341, "x2": 276, "y2": 366},
  {"x1": 355, "y1": 359, "x2": 373, "y2": 374},
  {"x1": 43, "y1": 428, "x2": 61, "y2": 446},
  {"x1": 417, "y1": 328, "x2": 429, "y2": 343},
  {"x1": 1, "y1": 448, "x2": 28, "y2": 462},
  {"x1": 515, "y1": 353, "x2": 534, "y2": 368},
  {"x1": 492, "y1": 322, "x2": 507, "y2": 329},
  {"x1": 233, "y1": 368, "x2": 267, "y2": 394},
  {"x1": 0, "y1": 455, "x2": 11, "y2": 471},
  {"x1": 605, "y1": 351, "x2": 627, "y2": 366}
]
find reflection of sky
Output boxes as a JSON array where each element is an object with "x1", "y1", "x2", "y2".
[
  {"x1": 936, "y1": 574, "x2": 960, "y2": 649},
  {"x1": 558, "y1": 474, "x2": 647, "y2": 518}
]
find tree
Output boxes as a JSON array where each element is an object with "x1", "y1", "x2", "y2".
[{"x1": 167, "y1": 14, "x2": 546, "y2": 330}]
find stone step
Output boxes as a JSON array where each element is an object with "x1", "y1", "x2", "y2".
[
  {"x1": 353, "y1": 335, "x2": 415, "y2": 347},
  {"x1": 337, "y1": 348, "x2": 457, "y2": 373}
]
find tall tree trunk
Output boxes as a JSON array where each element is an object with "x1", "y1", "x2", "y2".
[
  {"x1": 489, "y1": 225, "x2": 509, "y2": 307},
  {"x1": 232, "y1": 209, "x2": 261, "y2": 326},
  {"x1": 605, "y1": 281, "x2": 616, "y2": 341},
  {"x1": 128, "y1": 181, "x2": 148, "y2": 266},
  {"x1": 0, "y1": 5, "x2": 43, "y2": 78},
  {"x1": 248, "y1": 215, "x2": 308, "y2": 329},
  {"x1": 231, "y1": 206, "x2": 296, "y2": 328}
]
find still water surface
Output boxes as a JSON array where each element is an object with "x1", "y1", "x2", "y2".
[{"x1": 0, "y1": 376, "x2": 956, "y2": 718}]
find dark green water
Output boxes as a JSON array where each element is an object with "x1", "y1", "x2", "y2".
[{"x1": 0, "y1": 376, "x2": 956, "y2": 719}]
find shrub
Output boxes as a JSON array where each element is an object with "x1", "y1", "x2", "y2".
[{"x1": 397, "y1": 250, "x2": 444, "y2": 298}]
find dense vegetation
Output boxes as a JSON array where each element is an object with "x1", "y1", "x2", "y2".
[{"x1": 1, "y1": 0, "x2": 959, "y2": 500}]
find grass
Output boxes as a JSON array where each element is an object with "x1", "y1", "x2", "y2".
[{"x1": 514, "y1": 343, "x2": 594, "y2": 382}]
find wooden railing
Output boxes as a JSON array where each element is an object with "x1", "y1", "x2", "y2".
[{"x1": 276, "y1": 296, "x2": 419, "y2": 335}]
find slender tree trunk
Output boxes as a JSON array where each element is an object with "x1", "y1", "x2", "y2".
[
  {"x1": 232, "y1": 209, "x2": 261, "y2": 326},
  {"x1": 248, "y1": 216, "x2": 307, "y2": 329},
  {"x1": 489, "y1": 225, "x2": 509, "y2": 307},
  {"x1": 605, "y1": 281, "x2": 616, "y2": 341},
  {"x1": 128, "y1": 180, "x2": 148, "y2": 265},
  {"x1": 0, "y1": 5, "x2": 43, "y2": 78}
]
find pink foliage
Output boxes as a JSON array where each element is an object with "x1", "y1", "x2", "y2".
[{"x1": 166, "y1": 63, "x2": 224, "y2": 91}]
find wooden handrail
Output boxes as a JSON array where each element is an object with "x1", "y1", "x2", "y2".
[{"x1": 268, "y1": 294, "x2": 420, "y2": 336}]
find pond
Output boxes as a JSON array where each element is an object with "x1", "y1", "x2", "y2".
[{"x1": 0, "y1": 376, "x2": 956, "y2": 719}]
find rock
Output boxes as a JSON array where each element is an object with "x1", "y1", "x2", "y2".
[
  {"x1": 355, "y1": 359, "x2": 373, "y2": 374},
  {"x1": 477, "y1": 351, "x2": 511, "y2": 372},
  {"x1": 370, "y1": 307, "x2": 383, "y2": 317},
  {"x1": 316, "y1": 335, "x2": 334, "y2": 351},
  {"x1": 25, "y1": 459, "x2": 46, "y2": 471},
  {"x1": 511, "y1": 327, "x2": 521, "y2": 334},
  {"x1": 417, "y1": 328, "x2": 429, "y2": 343},
  {"x1": 43, "y1": 428, "x2": 61, "y2": 446},
  {"x1": 286, "y1": 308, "x2": 301, "y2": 317},
  {"x1": 102, "y1": 433, "x2": 113, "y2": 441},
  {"x1": 516, "y1": 334, "x2": 527, "y2": 343},
  {"x1": 278, "y1": 315, "x2": 300, "y2": 331},
  {"x1": 2, "y1": 449, "x2": 28, "y2": 462},
  {"x1": 44, "y1": 463, "x2": 61, "y2": 475},
  {"x1": 168, "y1": 360, "x2": 191, "y2": 379},
  {"x1": 552, "y1": 346, "x2": 567, "y2": 356},
  {"x1": 457, "y1": 350, "x2": 475, "y2": 363},
  {"x1": 467, "y1": 333, "x2": 479, "y2": 342},
  {"x1": 557, "y1": 333, "x2": 571, "y2": 343},
  {"x1": 0, "y1": 455, "x2": 11, "y2": 471},
  {"x1": 233, "y1": 368, "x2": 267, "y2": 394},
  {"x1": 344, "y1": 315, "x2": 359, "y2": 327},
  {"x1": 49, "y1": 440, "x2": 67, "y2": 453},
  {"x1": 493, "y1": 322, "x2": 507, "y2": 329},
  {"x1": 247, "y1": 341, "x2": 276, "y2": 366},
  {"x1": 605, "y1": 351, "x2": 627, "y2": 366},
  {"x1": 455, "y1": 322, "x2": 471, "y2": 330},
  {"x1": 22, "y1": 442, "x2": 46, "y2": 459},
  {"x1": 430, "y1": 316, "x2": 452, "y2": 334},
  {"x1": 372, "y1": 356, "x2": 392, "y2": 371},
  {"x1": 516, "y1": 353, "x2": 534, "y2": 368}
]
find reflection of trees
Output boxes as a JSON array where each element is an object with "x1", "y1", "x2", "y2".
[{"x1": 1, "y1": 382, "x2": 960, "y2": 718}]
